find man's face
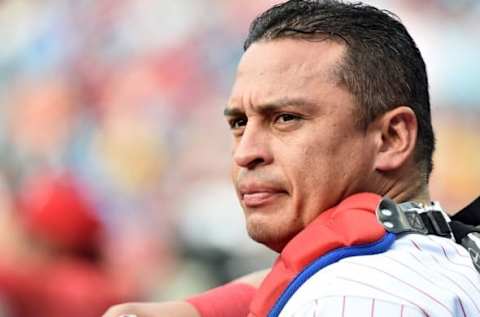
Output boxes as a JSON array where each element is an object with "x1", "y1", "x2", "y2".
[{"x1": 226, "y1": 39, "x2": 378, "y2": 252}]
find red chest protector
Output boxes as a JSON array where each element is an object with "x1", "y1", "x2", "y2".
[{"x1": 249, "y1": 193, "x2": 391, "y2": 317}]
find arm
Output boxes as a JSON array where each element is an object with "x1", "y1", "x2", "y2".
[
  {"x1": 102, "y1": 269, "x2": 269, "y2": 317},
  {"x1": 103, "y1": 301, "x2": 200, "y2": 317},
  {"x1": 231, "y1": 268, "x2": 269, "y2": 287}
]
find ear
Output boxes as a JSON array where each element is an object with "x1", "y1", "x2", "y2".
[{"x1": 373, "y1": 106, "x2": 418, "y2": 172}]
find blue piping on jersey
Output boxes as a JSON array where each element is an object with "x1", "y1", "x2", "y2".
[{"x1": 268, "y1": 232, "x2": 397, "y2": 317}]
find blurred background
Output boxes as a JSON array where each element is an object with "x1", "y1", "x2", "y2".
[{"x1": 0, "y1": 0, "x2": 478, "y2": 316}]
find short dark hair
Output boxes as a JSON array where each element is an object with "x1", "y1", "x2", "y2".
[{"x1": 244, "y1": 0, "x2": 435, "y2": 181}]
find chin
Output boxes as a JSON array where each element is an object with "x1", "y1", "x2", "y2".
[{"x1": 245, "y1": 214, "x2": 300, "y2": 253}]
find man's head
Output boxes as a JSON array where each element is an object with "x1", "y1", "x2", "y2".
[{"x1": 225, "y1": 0, "x2": 435, "y2": 251}]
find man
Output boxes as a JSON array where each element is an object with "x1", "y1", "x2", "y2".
[{"x1": 105, "y1": 0, "x2": 480, "y2": 316}]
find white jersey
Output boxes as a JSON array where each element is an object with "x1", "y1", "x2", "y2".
[{"x1": 280, "y1": 233, "x2": 480, "y2": 317}]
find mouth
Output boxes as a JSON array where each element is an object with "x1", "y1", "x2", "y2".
[{"x1": 239, "y1": 184, "x2": 287, "y2": 208}]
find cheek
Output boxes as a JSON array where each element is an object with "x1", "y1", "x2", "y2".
[
  {"x1": 282, "y1": 144, "x2": 337, "y2": 225},
  {"x1": 231, "y1": 164, "x2": 239, "y2": 184},
  {"x1": 283, "y1": 138, "x2": 334, "y2": 199},
  {"x1": 288, "y1": 135, "x2": 352, "y2": 197},
  {"x1": 298, "y1": 136, "x2": 336, "y2": 176}
]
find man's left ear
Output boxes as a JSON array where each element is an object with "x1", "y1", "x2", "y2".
[{"x1": 373, "y1": 106, "x2": 418, "y2": 172}]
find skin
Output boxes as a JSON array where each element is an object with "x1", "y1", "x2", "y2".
[
  {"x1": 226, "y1": 38, "x2": 428, "y2": 252},
  {"x1": 103, "y1": 302, "x2": 200, "y2": 317},
  {"x1": 104, "y1": 37, "x2": 429, "y2": 316}
]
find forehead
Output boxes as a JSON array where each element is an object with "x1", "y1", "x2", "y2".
[{"x1": 228, "y1": 39, "x2": 346, "y2": 107}]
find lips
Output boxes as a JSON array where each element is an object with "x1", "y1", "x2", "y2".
[{"x1": 238, "y1": 183, "x2": 287, "y2": 208}]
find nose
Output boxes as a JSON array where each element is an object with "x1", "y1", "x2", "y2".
[{"x1": 233, "y1": 122, "x2": 273, "y2": 170}]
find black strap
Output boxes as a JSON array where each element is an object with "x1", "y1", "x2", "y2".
[
  {"x1": 419, "y1": 211, "x2": 452, "y2": 238},
  {"x1": 450, "y1": 220, "x2": 480, "y2": 243},
  {"x1": 451, "y1": 196, "x2": 480, "y2": 226}
]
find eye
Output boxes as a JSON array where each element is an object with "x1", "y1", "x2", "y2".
[
  {"x1": 274, "y1": 113, "x2": 301, "y2": 124},
  {"x1": 228, "y1": 116, "x2": 247, "y2": 129}
]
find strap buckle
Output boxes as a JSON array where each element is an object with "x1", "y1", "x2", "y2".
[{"x1": 376, "y1": 197, "x2": 452, "y2": 239}]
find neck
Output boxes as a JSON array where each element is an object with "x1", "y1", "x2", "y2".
[
  {"x1": 375, "y1": 166, "x2": 431, "y2": 205},
  {"x1": 388, "y1": 184, "x2": 430, "y2": 205}
]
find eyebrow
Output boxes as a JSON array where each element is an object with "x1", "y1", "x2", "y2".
[{"x1": 223, "y1": 97, "x2": 318, "y2": 117}]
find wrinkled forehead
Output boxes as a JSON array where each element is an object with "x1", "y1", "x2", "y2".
[{"x1": 228, "y1": 38, "x2": 346, "y2": 108}]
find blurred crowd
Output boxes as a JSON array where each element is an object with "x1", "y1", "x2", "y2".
[{"x1": 0, "y1": 0, "x2": 478, "y2": 316}]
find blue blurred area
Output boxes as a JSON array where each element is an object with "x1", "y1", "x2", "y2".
[{"x1": 0, "y1": 0, "x2": 478, "y2": 316}]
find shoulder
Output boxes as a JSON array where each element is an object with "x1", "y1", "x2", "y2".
[{"x1": 280, "y1": 234, "x2": 480, "y2": 316}]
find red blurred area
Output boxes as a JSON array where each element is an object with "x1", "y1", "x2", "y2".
[
  {"x1": 18, "y1": 173, "x2": 101, "y2": 253},
  {"x1": 0, "y1": 173, "x2": 134, "y2": 317}
]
